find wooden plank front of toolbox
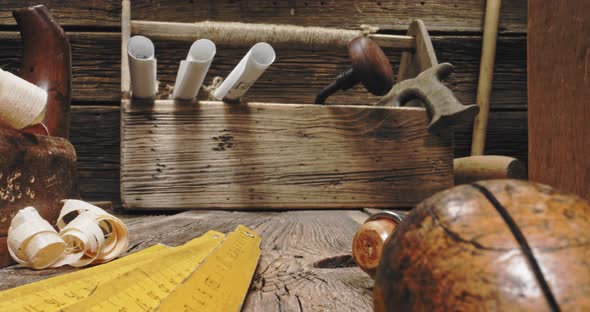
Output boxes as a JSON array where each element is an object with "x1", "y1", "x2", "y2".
[{"x1": 121, "y1": 100, "x2": 452, "y2": 209}]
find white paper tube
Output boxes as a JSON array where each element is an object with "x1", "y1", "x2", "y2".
[
  {"x1": 0, "y1": 69, "x2": 47, "y2": 129},
  {"x1": 212, "y1": 42, "x2": 275, "y2": 101},
  {"x1": 172, "y1": 39, "x2": 216, "y2": 100},
  {"x1": 128, "y1": 35, "x2": 157, "y2": 98}
]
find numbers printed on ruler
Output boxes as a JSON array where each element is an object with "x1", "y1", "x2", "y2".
[
  {"x1": 0, "y1": 244, "x2": 166, "y2": 312},
  {"x1": 0, "y1": 226, "x2": 261, "y2": 312},
  {"x1": 60, "y1": 231, "x2": 225, "y2": 312},
  {"x1": 157, "y1": 226, "x2": 262, "y2": 311},
  {"x1": 202, "y1": 232, "x2": 253, "y2": 300}
]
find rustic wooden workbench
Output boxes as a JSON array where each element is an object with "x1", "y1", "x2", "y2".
[{"x1": 0, "y1": 209, "x2": 384, "y2": 311}]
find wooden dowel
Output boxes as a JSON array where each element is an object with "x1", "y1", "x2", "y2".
[
  {"x1": 121, "y1": 0, "x2": 131, "y2": 97},
  {"x1": 130, "y1": 20, "x2": 415, "y2": 50},
  {"x1": 471, "y1": 0, "x2": 502, "y2": 155},
  {"x1": 122, "y1": 99, "x2": 427, "y2": 112},
  {"x1": 454, "y1": 155, "x2": 527, "y2": 185},
  {"x1": 365, "y1": 34, "x2": 416, "y2": 49}
]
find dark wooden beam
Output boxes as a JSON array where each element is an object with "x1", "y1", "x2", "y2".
[
  {"x1": 0, "y1": 0, "x2": 526, "y2": 34},
  {"x1": 0, "y1": 32, "x2": 526, "y2": 109},
  {"x1": 528, "y1": 0, "x2": 590, "y2": 199}
]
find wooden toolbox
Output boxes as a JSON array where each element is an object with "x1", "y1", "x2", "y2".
[{"x1": 119, "y1": 0, "x2": 453, "y2": 210}]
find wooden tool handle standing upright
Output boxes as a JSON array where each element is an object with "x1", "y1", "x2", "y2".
[
  {"x1": 471, "y1": 0, "x2": 502, "y2": 155},
  {"x1": 13, "y1": 5, "x2": 72, "y2": 138}
]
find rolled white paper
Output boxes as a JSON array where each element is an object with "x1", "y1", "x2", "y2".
[
  {"x1": 172, "y1": 39, "x2": 216, "y2": 100},
  {"x1": 0, "y1": 68, "x2": 47, "y2": 130},
  {"x1": 128, "y1": 35, "x2": 157, "y2": 98},
  {"x1": 212, "y1": 42, "x2": 275, "y2": 101}
]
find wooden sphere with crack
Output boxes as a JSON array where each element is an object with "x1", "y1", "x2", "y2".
[{"x1": 374, "y1": 179, "x2": 590, "y2": 312}]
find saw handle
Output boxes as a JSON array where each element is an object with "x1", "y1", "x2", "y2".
[{"x1": 378, "y1": 63, "x2": 479, "y2": 134}]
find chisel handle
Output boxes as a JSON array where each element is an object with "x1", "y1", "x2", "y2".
[{"x1": 352, "y1": 211, "x2": 404, "y2": 278}]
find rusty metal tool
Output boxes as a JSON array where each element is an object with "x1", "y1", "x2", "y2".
[
  {"x1": 376, "y1": 63, "x2": 479, "y2": 134},
  {"x1": 315, "y1": 37, "x2": 394, "y2": 104}
]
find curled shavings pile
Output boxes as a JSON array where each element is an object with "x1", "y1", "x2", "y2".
[{"x1": 7, "y1": 200, "x2": 129, "y2": 269}]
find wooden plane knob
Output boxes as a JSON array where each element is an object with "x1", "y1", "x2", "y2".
[
  {"x1": 352, "y1": 211, "x2": 404, "y2": 278},
  {"x1": 349, "y1": 37, "x2": 395, "y2": 96},
  {"x1": 315, "y1": 37, "x2": 394, "y2": 104}
]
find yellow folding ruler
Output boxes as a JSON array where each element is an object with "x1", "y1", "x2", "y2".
[{"x1": 0, "y1": 225, "x2": 261, "y2": 312}]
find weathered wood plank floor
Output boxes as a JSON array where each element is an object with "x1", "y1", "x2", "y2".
[{"x1": 0, "y1": 210, "x2": 377, "y2": 311}]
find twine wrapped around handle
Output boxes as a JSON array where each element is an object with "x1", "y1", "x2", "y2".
[{"x1": 131, "y1": 20, "x2": 413, "y2": 49}]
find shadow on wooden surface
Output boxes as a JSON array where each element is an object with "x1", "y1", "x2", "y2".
[{"x1": 0, "y1": 209, "x2": 380, "y2": 311}]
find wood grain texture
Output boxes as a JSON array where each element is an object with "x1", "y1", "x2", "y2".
[
  {"x1": 121, "y1": 100, "x2": 453, "y2": 209},
  {"x1": 375, "y1": 180, "x2": 590, "y2": 311},
  {"x1": 0, "y1": 1, "x2": 528, "y2": 205},
  {"x1": 70, "y1": 106, "x2": 120, "y2": 204},
  {"x1": 0, "y1": 32, "x2": 120, "y2": 103},
  {"x1": 0, "y1": 0, "x2": 526, "y2": 34},
  {"x1": 0, "y1": 1, "x2": 120, "y2": 27},
  {"x1": 121, "y1": 0, "x2": 130, "y2": 95},
  {"x1": 0, "y1": 33, "x2": 526, "y2": 108},
  {"x1": 0, "y1": 128, "x2": 79, "y2": 236},
  {"x1": 470, "y1": 0, "x2": 502, "y2": 156},
  {"x1": 352, "y1": 215, "x2": 398, "y2": 278},
  {"x1": 14, "y1": 5, "x2": 72, "y2": 138},
  {"x1": 129, "y1": 0, "x2": 527, "y2": 34},
  {"x1": 0, "y1": 210, "x2": 376, "y2": 311},
  {"x1": 454, "y1": 111, "x2": 528, "y2": 161},
  {"x1": 397, "y1": 19, "x2": 437, "y2": 82},
  {"x1": 454, "y1": 155, "x2": 527, "y2": 185},
  {"x1": 68, "y1": 106, "x2": 527, "y2": 204},
  {"x1": 528, "y1": 0, "x2": 590, "y2": 200}
]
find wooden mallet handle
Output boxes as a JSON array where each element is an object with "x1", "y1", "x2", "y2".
[
  {"x1": 454, "y1": 155, "x2": 527, "y2": 185},
  {"x1": 471, "y1": 0, "x2": 502, "y2": 155}
]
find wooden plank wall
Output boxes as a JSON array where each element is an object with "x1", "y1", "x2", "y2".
[
  {"x1": 528, "y1": 0, "x2": 589, "y2": 200},
  {"x1": 0, "y1": 1, "x2": 527, "y2": 204}
]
